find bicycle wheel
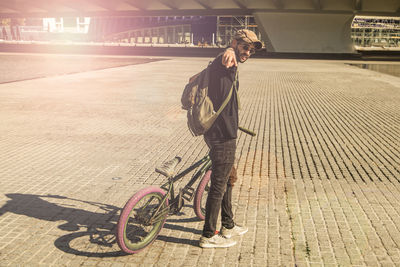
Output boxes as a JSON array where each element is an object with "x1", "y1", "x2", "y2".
[
  {"x1": 193, "y1": 170, "x2": 211, "y2": 220},
  {"x1": 117, "y1": 186, "x2": 168, "y2": 254}
]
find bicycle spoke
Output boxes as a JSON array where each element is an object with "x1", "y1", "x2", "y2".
[
  {"x1": 141, "y1": 196, "x2": 156, "y2": 209},
  {"x1": 149, "y1": 210, "x2": 169, "y2": 224},
  {"x1": 133, "y1": 196, "x2": 156, "y2": 215}
]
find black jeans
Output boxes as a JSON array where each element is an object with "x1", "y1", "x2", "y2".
[{"x1": 203, "y1": 138, "x2": 236, "y2": 238}]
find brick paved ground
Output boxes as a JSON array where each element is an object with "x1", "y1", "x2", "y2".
[{"x1": 0, "y1": 54, "x2": 399, "y2": 267}]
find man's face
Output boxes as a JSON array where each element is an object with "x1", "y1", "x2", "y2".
[{"x1": 234, "y1": 41, "x2": 256, "y2": 63}]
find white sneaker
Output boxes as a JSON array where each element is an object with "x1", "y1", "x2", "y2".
[
  {"x1": 220, "y1": 225, "x2": 248, "y2": 239},
  {"x1": 199, "y1": 234, "x2": 237, "y2": 248}
]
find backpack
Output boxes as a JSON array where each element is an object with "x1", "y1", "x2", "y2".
[{"x1": 181, "y1": 60, "x2": 237, "y2": 136}]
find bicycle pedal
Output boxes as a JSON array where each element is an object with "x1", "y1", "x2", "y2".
[
  {"x1": 181, "y1": 187, "x2": 195, "y2": 202},
  {"x1": 170, "y1": 199, "x2": 185, "y2": 214},
  {"x1": 170, "y1": 191, "x2": 185, "y2": 215}
]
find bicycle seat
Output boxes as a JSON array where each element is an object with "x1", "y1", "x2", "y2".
[{"x1": 155, "y1": 156, "x2": 182, "y2": 177}]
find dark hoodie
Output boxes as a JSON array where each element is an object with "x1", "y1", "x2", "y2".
[{"x1": 204, "y1": 53, "x2": 239, "y2": 140}]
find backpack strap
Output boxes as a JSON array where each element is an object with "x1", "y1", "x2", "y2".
[{"x1": 234, "y1": 71, "x2": 240, "y2": 110}]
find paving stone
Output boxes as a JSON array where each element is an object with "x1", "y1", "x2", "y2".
[{"x1": 0, "y1": 55, "x2": 399, "y2": 266}]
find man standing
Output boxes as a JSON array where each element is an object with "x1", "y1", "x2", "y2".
[{"x1": 199, "y1": 29, "x2": 262, "y2": 248}]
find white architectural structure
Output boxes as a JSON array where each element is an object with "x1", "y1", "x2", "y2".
[{"x1": 43, "y1": 17, "x2": 90, "y2": 34}]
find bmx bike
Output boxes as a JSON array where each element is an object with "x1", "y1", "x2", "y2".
[{"x1": 116, "y1": 126, "x2": 256, "y2": 254}]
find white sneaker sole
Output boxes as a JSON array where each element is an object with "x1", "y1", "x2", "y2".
[
  {"x1": 222, "y1": 228, "x2": 249, "y2": 239},
  {"x1": 199, "y1": 240, "x2": 237, "y2": 248}
]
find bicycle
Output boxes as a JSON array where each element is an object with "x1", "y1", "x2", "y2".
[{"x1": 116, "y1": 126, "x2": 256, "y2": 254}]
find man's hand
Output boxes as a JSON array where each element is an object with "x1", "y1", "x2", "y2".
[{"x1": 222, "y1": 47, "x2": 237, "y2": 68}]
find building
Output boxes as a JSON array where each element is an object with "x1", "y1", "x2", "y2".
[
  {"x1": 0, "y1": 17, "x2": 90, "y2": 41},
  {"x1": 94, "y1": 16, "x2": 262, "y2": 47},
  {"x1": 89, "y1": 16, "x2": 216, "y2": 45},
  {"x1": 351, "y1": 16, "x2": 400, "y2": 48},
  {"x1": 2, "y1": 14, "x2": 399, "y2": 52},
  {"x1": 43, "y1": 17, "x2": 90, "y2": 34}
]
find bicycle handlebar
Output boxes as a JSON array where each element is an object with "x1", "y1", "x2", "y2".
[{"x1": 239, "y1": 126, "x2": 256, "y2": 137}]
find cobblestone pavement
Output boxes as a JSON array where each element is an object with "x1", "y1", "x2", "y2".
[
  {"x1": 0, "y1": 55, "x2": 399, "y2": 267},
  {"x1": 0, "y1": 53, "x2": 163, "y2": 84}
]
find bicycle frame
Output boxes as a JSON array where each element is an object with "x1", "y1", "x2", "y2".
[
  {"x1": 148, "y1": 154, "x2": 211, "y2": 223},
  {"x1": 164, "y1": 154, "x2": 211, "y2": 198}
]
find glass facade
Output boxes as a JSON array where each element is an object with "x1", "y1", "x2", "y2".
[{"x1": 351, "y1": 16, "x2": 400, "y2": 48}]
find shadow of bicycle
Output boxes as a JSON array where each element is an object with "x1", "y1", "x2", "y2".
[
  {"x1": 54, "y1": 227, "x2": 125, "y2": 257},
  {"x1": 0, "y1": 193, "x2": 202, "y2": 256},
  {"x1": 0, "y1": 193, "x2": 125, "y2": 257}
]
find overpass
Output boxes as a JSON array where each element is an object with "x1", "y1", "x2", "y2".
[{"x1": 0, "y1": 0, "x2": 399, "y2": 53}]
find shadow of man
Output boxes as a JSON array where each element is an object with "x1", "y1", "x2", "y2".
[{"x1": 0, "y1": 193, "x2": 123, "y2": 257}]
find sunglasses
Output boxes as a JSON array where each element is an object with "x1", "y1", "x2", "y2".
[{"x1": 240, "y1": 43, "x2": 255, "y2": 55}]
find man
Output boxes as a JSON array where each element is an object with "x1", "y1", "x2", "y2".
[{"x1": 199, "y1": 29, "x2": 262, "y2": 248}]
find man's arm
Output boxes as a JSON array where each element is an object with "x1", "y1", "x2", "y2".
[{"x1": 221, "y1": 47, "x2": 237, "y2": 68}]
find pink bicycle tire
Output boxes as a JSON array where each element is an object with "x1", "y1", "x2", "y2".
[
  {"x1": 117, "y1": 186, "x2": 168, "y2": 254},
  {"x1": 193, "y1": 170, "x2": 211, "y2": 220}
]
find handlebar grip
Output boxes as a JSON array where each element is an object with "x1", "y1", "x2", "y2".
[{"x1": 239, "y1": 126, "x2": 256, "y2": 137}]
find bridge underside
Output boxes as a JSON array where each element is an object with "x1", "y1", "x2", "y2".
[
  {"x1": 254, "y1": 12, "x2": 356, "y2": 53},
  {"x1": 0, "y1": 0, "x2": 399, "y2": 54}
]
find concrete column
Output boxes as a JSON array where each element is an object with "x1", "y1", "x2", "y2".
[
  {"x1": 254, "y1": 12, "x2": 356, "y2": 53},
  {"x1": 362, "y1": 28, "x2": 365, "y2": 46},
  {"x1": 182, "y1": 25, "x2": 185, "y2": 43}
]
